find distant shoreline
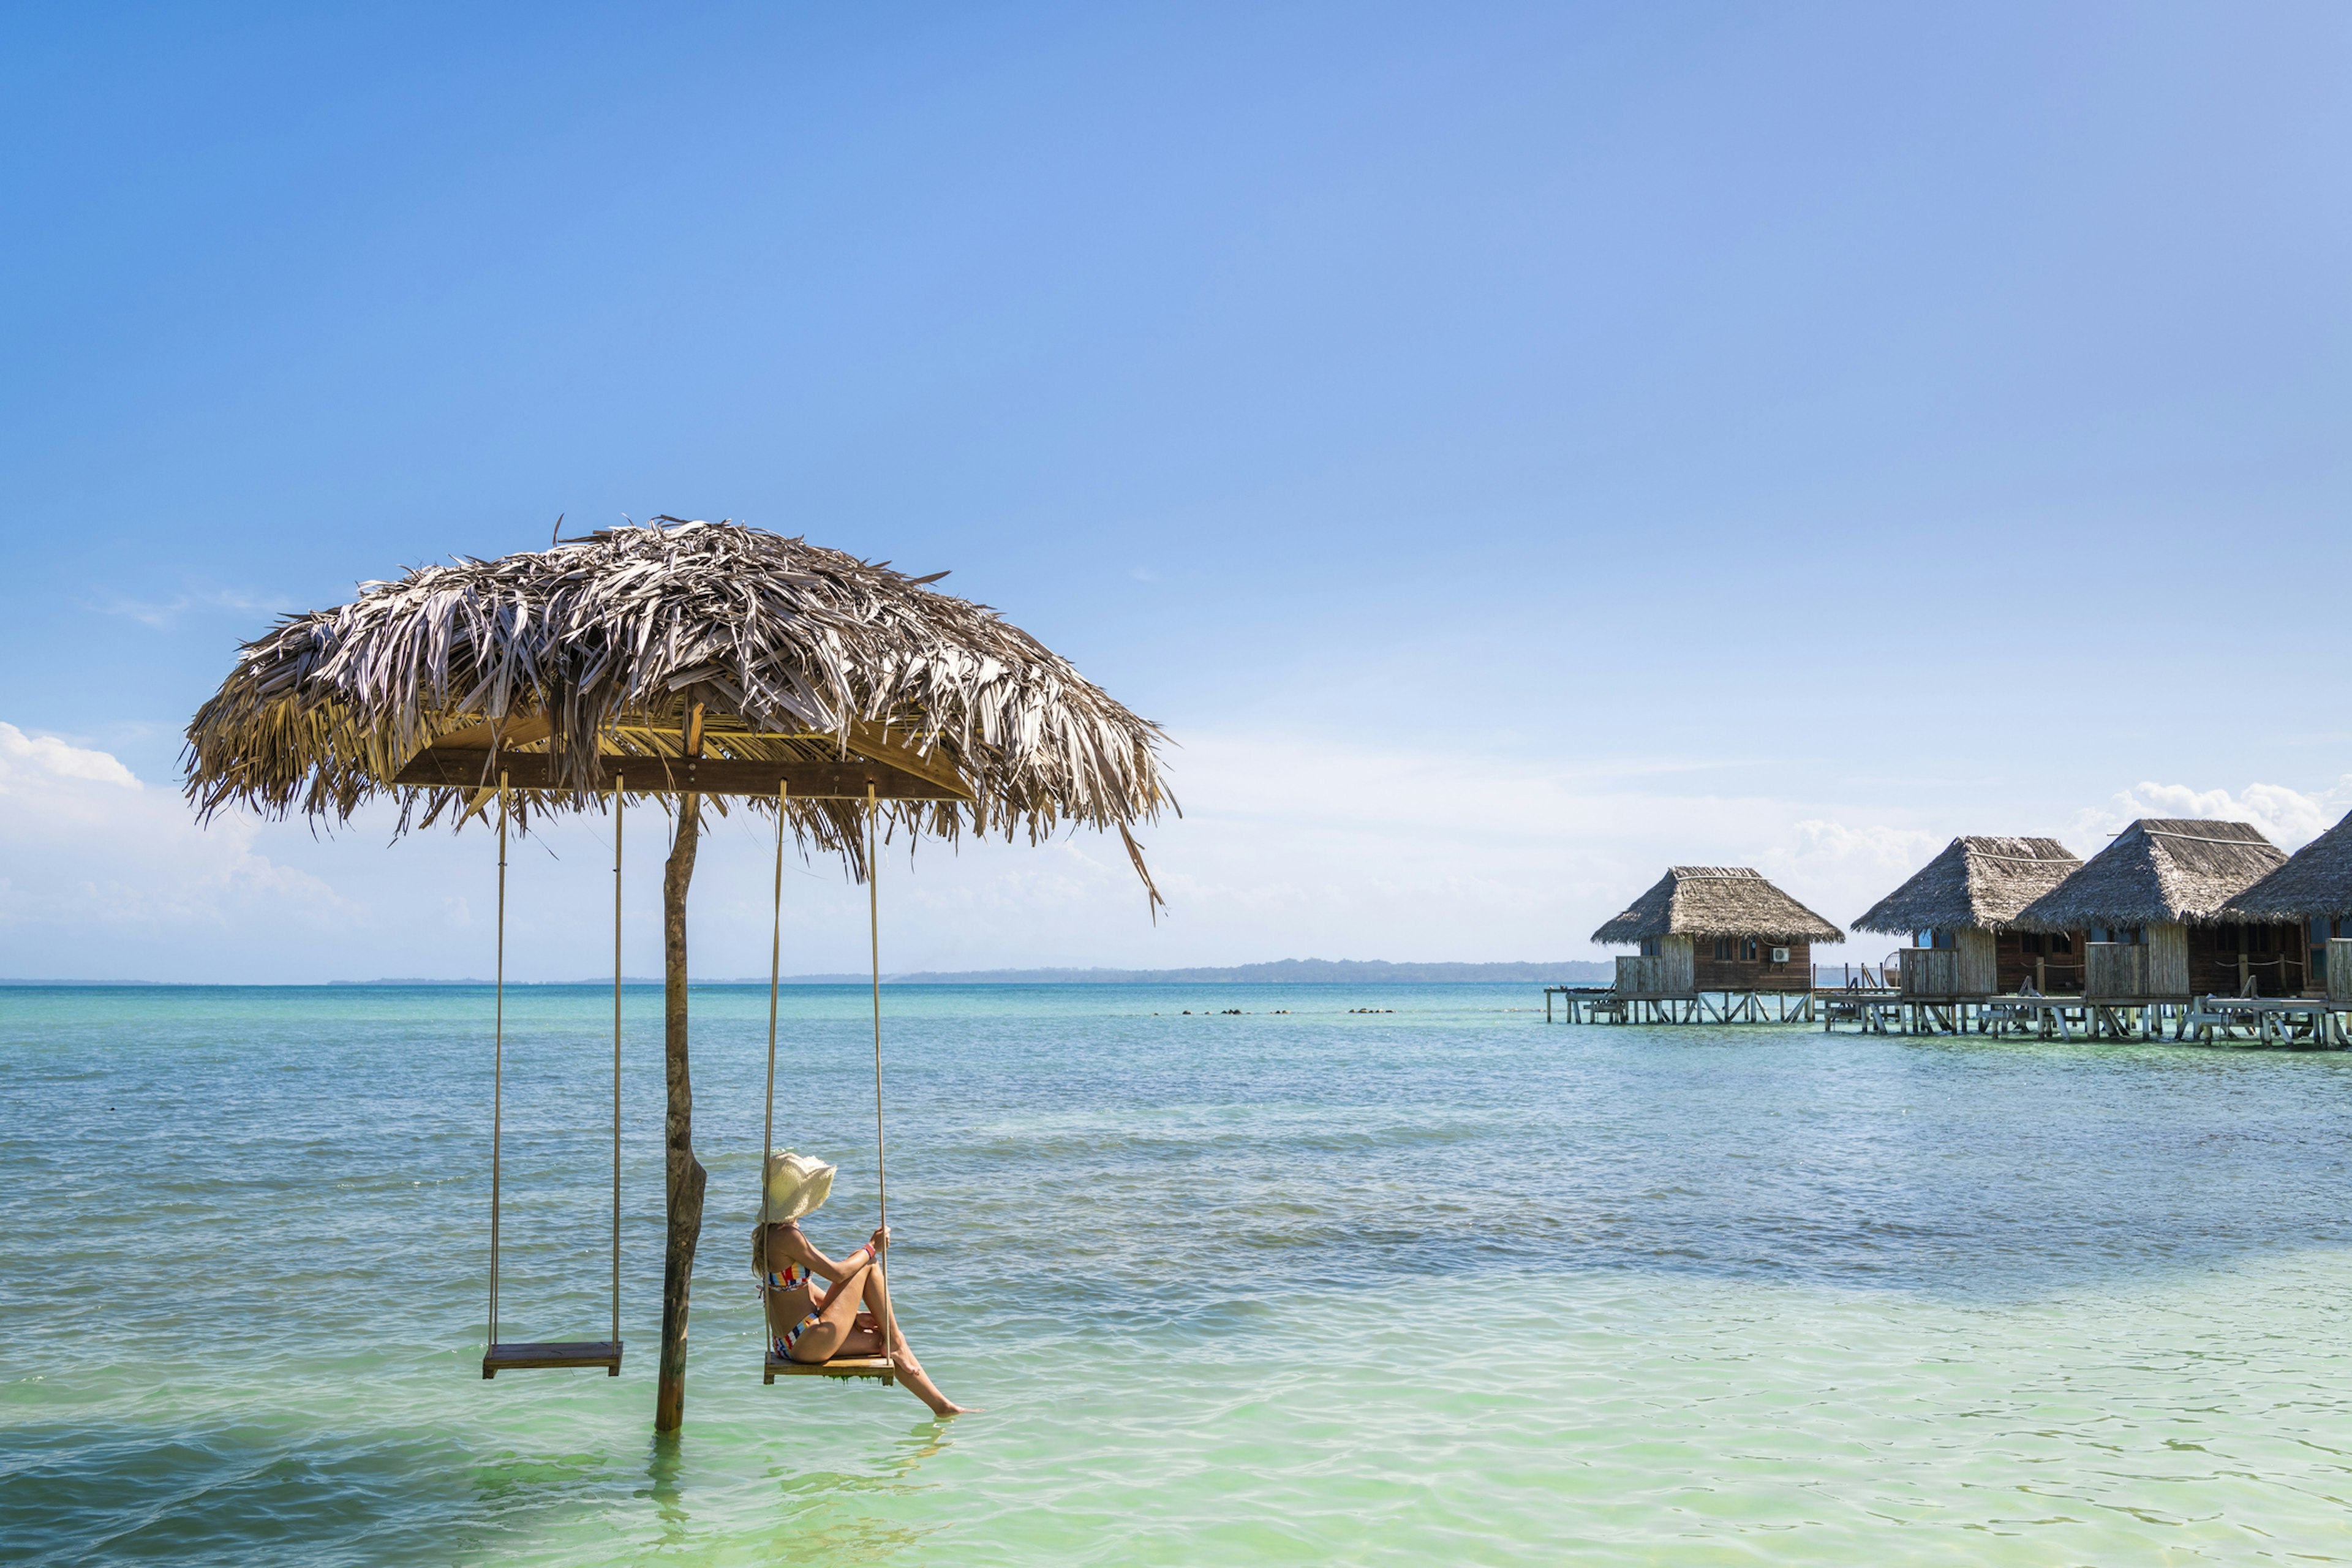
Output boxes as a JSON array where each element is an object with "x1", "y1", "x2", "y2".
[{"x1": 4, "y1": 959, "x2": 1616, "y2": 987}]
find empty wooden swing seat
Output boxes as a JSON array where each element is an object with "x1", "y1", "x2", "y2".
[
  {"x1": 764, "y1": 1350, "x2": 895, "y2": 1385},
  {"x1": 478, "y1": 780, "x2": 627, "y2": 1389},
  {"x1": 484, "y1": 1340, "x2": 624, "y2": 1378}
]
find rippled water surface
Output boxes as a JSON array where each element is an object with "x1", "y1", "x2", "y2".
[{"x1": 5, "y1": 983, "x2": 2350, "y2": 1564}]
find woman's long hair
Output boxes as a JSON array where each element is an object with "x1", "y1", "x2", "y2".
[{"x1": 751, "y1": 1219, "x2": 794, "y2": 1278}]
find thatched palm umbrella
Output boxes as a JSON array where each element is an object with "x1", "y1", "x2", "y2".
[{"x1": 184, "y1": 518, "x2": 1170, "y2": 1430}]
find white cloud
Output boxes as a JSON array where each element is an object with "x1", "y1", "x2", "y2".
[
  {"x1": 1776, "y1": 819, "x2": 1939, "y2": 872},
  {"x1": 1086, "y1": 732, "x2": 1925, "y2": 962},
  {"x1": 91, "y1": 587, "x2": 291, "y2": 630},
  {"x1": 0, "y1": 723, "x2": 354, "y2": 973},
  {"x1": 1760, "y1": 820, "x2": 1942, "y2": 952},
  {"x1": 0, "y1": 722, "x2": 140, "y2": 790},
  {"x1": 24, "y1": 716, "x2": 2352, "y2": 982},
  {"x1": 2068, "y1": 778, "x2": 2352, "y2": 854}
]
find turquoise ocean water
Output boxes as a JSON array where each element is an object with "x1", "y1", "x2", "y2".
[{"x1": 4, "y1": 982, "x2": 2350, "y2": 1564}]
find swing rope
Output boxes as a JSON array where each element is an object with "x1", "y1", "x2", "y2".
[
  {"x1": 755, "y1": 781, "x2": 900, "y2": 1385},
  {"x1": 488, "y1": 772, "x2": 508, "y2": 1354},
  {"x1": 867, "y1": 781, "x2": 899, "y2": 1366},
  {"x1": 763, "y1": 780, "x2": 785, "y2": 1204},
  {"x1": 611, "y1": 776, "x2": 624, "y2": 1351}
]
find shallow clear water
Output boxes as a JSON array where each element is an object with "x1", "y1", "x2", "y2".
[{"x1": 4, "y1": 982, "x2": 2350, "y2": 1564}]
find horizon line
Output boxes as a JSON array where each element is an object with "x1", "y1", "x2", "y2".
[{"x1": 2, "y1": 957, "x2": 1623, "y2": 987}]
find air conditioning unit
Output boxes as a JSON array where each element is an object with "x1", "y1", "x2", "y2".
[{"x1": 1771, "y1": 947, "x2": 1790, "y2": 963}]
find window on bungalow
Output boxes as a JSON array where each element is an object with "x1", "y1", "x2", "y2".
[
  {"x1": 2051, "y1": 932, "x2": 2074, "y2": 954},
  {"x1": 1713, "y1": 937, "x2": 1732, "y2": 960},
  {"x1": 1639, "y1": 938, "x2": 1660, "y2": 957},
  {"x1": 1741, "y1": 937, "x2": 1759, "y2": 961},
  {"x1": 2021, "y1": 933, "x2": 2046, "y2": 956}
]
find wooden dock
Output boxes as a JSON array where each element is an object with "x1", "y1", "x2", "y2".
[
  {"x1": 1542, "y1": 984, "x2": 2348, "y2": 1046},
  {"x1": 1544, "y1": 986, "x2": 1820, "y2": 1025}
]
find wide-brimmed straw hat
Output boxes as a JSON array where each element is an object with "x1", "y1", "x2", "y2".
[{"x1": 760, "y1": 1151, "x2": 835, "y2": 1225}]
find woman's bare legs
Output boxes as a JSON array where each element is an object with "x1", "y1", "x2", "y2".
[
  {"x1": 783, "y1": 1259, "x2": 970, "y2": 1416},
  {"x1": 833, "y1": 1262, "x2": 972, "y2": 1417},
  {"x1": 784, "y1": 1259, "x2": 876, "y2": 1364}
]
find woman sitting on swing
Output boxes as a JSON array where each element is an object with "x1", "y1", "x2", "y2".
[{"x1": 753, "y1": 1152, "x2": 971, "y2": 1417}]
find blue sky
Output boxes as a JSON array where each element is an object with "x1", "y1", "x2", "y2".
[{"x1": 3, "y1": 3, "x2": 2347, "y2": 981}]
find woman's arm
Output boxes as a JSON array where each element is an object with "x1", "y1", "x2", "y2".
[{"x1": 774, "y1": 1224, "x2": 887, "y2": 1283}]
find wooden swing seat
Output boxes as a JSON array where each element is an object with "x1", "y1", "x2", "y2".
[
  {"x1": 483, "y1": 1340, "x2": 624, "y2": 1378},
  {"x1": 764, "y1": 1351, "x2": 896, "y2": 1385}
]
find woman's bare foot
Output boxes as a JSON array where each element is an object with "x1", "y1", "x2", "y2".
[{"x1": 889, "y1": 1348, "x2": 978, "y2": 1415}]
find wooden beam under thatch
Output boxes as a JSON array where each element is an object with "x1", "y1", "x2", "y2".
[{"x1": 391, "y1": 747, "x2": 963, "y2": 800}]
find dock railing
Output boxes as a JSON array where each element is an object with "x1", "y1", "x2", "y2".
[
  {"x1": 2084, "y1": 942, "x2": 2148, "y2": 1001},
  {"x1": 1900, "y1": 948, "x2": 1964, "y2": 999},
  {"x1": 1614, "y1": 954, "x2": 1670, "y2": 997}
]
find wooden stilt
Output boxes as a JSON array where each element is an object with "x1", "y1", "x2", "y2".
[{"x1": 655, "y1": 706, "x2": 709, "y2": 1435}]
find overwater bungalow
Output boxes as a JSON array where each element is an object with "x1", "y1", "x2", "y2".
[
  {"x1": 1592, "y1": 866, "x2": 1842, "y2": 1002},
  {"x1": 2225, "y1": 807, "x2": 2352, "y2": 1000},
  {"x1": 2012, "y1": 819, "x2": 2289, "y2": 1005},
  {"x1": 1850, "y1": 837, "x2": 2083, "y2": 997}
]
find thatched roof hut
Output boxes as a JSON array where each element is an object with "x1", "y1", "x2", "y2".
[
  {"x1": 1591, "y1": 867, "x2": 1843, "y2": 946},
  {"x1": 2226, "y1": 809, "x2": 2352, "y2": 922},
  {"x1": 1851, "y1": 837, "x2": 2079, "y2": 937},
  {"x1": 181, "y1": 516, "x2": 1172, "y2": 1431},
  {"x1": 185, "y1": 518, "x2": 1172, "y2": 889},
  {"x1": 2013, "y1": 819, "x2": 2283, "y2": 931}
]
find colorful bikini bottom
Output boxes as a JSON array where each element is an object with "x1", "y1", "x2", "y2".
[{"x1": 775, "y1": 1311, "x2": 824, "y2": 1357}]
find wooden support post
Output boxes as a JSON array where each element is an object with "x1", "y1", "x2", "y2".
[{"x1": 654, "y1": 703, "x2": 709, "y2": 1434}]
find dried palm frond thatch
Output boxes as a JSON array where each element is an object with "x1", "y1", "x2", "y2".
[
  {"x1": 183, "y1": 518, "x2": 1173, "y2": 895},
  {"x1": 2013, "y1": 819, "x2": 2282, "y2": 931},
  {"x1": 1850, "y1": 837, "x2": 2080, "y2": 935},
  {"x1": 1591, "y1": 867, "x2": 1843, "y2": 946},
  {"x1": 183, "y1": 515, "x2": 1177, "y2": 1434},
  {"x1": 2226, "y1": 809, "x2": 2352, "y2": 921}
]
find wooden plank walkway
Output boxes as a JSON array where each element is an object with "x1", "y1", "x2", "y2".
[
  {"x1": 1542, "y1": 986, "x2": 2349, "y2": 1046},
  {"x1": 1543, "y1": 987, "x2": 1818, "y2": 1025}
]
